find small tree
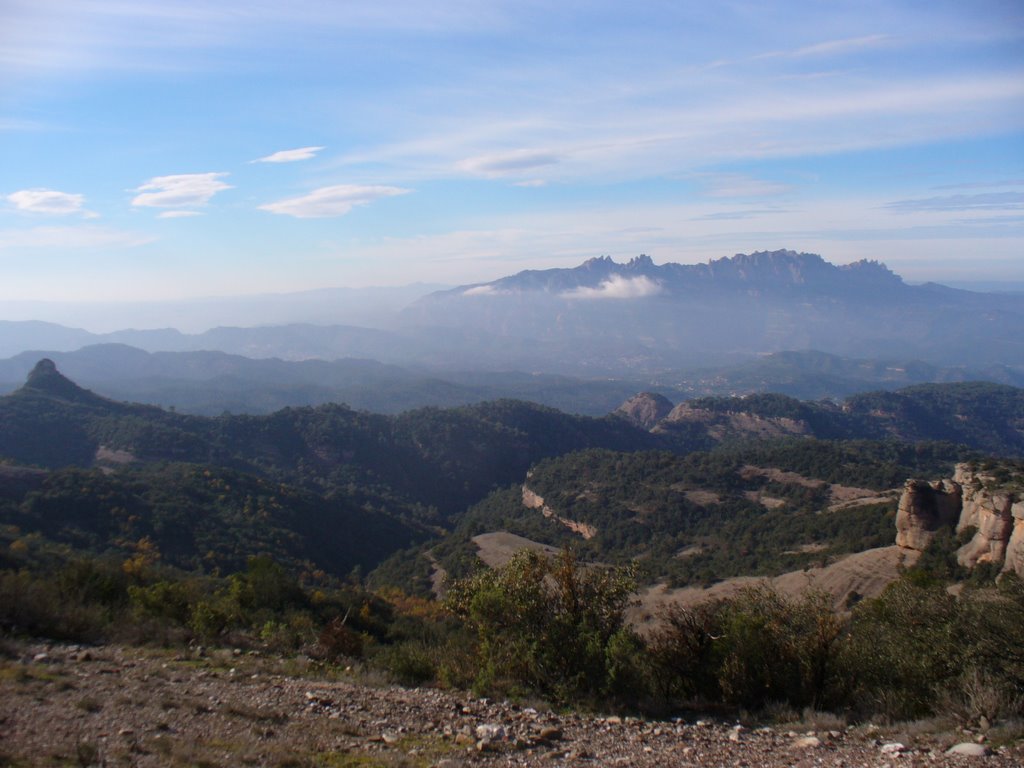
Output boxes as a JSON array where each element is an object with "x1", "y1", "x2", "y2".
[{"x1": 445, "y1": 548, "x2": 639, "y2": 703}]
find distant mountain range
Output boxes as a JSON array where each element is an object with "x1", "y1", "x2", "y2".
[
  {"x1": 0, "y1": 345, "x2": 1019, "y2": 416},
  {"x1": 404, "y1": 250, "x2": 1024, "y2": 372},
  {"x1": 0, "y1": 250, "x2": 1021, "y2": 378}
]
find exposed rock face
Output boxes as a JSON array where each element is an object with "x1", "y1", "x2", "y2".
[
  {"x1": 658, "y1": 402, "x2": 809, "y2": 442},
  {"x1": 1004, "y1": 501, "x2": 1024, "y2": 576},
  {"x1": 895, "y1": 463, "x2": 1022, "y2": 577},
  {"x1": 615, "y1": 392, "x2": 674, "y2": 430},
  {"x1": 895, "y1": 479, "x2": 962, "y2": 551},
  {"x1": 521, "y1": 485, "x2": 597, "y2": 539},
  {"x1": 953, "y1": 465, "x2": 1020, "y2": 573}
]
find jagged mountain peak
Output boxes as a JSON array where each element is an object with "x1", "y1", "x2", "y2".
[
  {"x1": 840, "y1": 258, "x2": 903, "y2": 283},
  {"x1": 440, "y1": 249, "x2": 903, "y2": 299}
]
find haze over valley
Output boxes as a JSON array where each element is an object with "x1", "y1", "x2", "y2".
[{"x1": 2, "y1": 3, "x2": 1023, "y2": 763}]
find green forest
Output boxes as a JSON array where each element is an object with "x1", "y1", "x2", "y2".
[{"x1": 2, "y1": 361, "x2": 1023, "y2": 726}]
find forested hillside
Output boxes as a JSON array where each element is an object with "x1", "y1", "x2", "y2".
[{"x1": 385, "y1": 440, "x2": 968, "y2": 592}]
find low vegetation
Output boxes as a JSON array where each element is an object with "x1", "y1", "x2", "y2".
[
  {"x1": 3, "y1": 529, "x2": 1023, "y2": 730},
  {"x1": 2, "y1": 364, "x2": 1023, "y2": 734}
]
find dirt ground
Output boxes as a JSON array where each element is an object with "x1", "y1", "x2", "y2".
[{"x1": 1, "y1": 640, "x2": 1020, "y2": 767}]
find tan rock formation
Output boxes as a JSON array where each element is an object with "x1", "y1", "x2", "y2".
[
  {"x1": 894, "y1": 478, "x2": 961, "y2": 551},
  {"x1": 954, "y1": 465, "x2": 1018, "y2": 571},
  {"x1": 658, "y1": 403, "x2": 809, "y2": 442},
  {"x1": 521, "y1": 485, "x2": 597, "y2": 539},
  {"x1": 615, "y1": 392, "x2": 674, "y2": 430},
  {"x1": 895, "y1": 463, "x2": 1022, "y2": 578},
  {"x1": 1003, "y1": 502, "x2": 1024, "y2": 576}
]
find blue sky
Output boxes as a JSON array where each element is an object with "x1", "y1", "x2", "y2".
[{"x1": 1, "y1": 0, "x2": 1022, "y2": 302}]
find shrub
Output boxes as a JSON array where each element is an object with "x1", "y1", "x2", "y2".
[
  {"x1": 445, "y1": 548, "x2": 640, "y2": 704},
  {"x1": 318, "y1": 615, "x2": 364, "y2": 660},
  {"x1": 647, "y1": 599, "x2": 725, "y2": 703},
  {"x1": 844, "y1": 578, "x2": 962, "y2": 721},
  {"x1": 376, "y1": 641, "x2": 437, "y2": 686},
  {"x1": 648, "y1": 585, "x2": 845, "y2": 712},
  {"x1": 715, "y1": 585, "x2": 843, "y2": 711}
]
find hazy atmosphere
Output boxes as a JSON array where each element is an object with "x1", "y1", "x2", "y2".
[
  {"x1": 2, "y1": 0, "x2": 1022, "y2": 308},
  {"x1": 3, "y1": 5, "x2": 1024, "y2": 764}
]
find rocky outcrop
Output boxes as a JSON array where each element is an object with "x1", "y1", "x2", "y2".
[
  {"x1": 658, "y1": 403, "x2": 809, "y2": 442},
  {"x1": 895, "y1": 463, "x2": 1022, "y2": 577},
  {"x1": 953, "y1": 465, "x2": 1020, "y2": 573},
  {"x1": 1004, "y1": 501, "x2": 1024, "y2": 576},
  {"x1": 615, "y1": 392, "x2": 674, "y2": 430},
  {"x1": 895, "y1": 478, "x2": 962, "y2": 551},
  {"x1": 521, "y1": 485, "x2": 597, "y2": 539}
]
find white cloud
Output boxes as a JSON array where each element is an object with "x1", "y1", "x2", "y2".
[
  {"x1": 696, "y1": 174, "x2": 792, "y2": 199},
  {"x1": 258, "y1": 185, "x2": 410, "y2": 218},
  {"x1": 458, "y1": 150, "x2": 560, "y2": 177},
  {"x1": 758, "y1": 35, "x2": 892, "y2": 60},
  {"x1": 462, "y1": 284, "x2": 511, "y2": 296},
  {"x1": 514, "y1": 179, "x2": 547, "y2": 188},
  {"x1": 253, "y1": 146, "x2": 325, "y2": 163},
  {"x1": 7, "y1": 188, "x2": 96, "y2": 217},
  {"x1": 0, "y1": 225, "x2": 154, "y2": 249},
  {"x1": 561, "y1": 275, "x2": 663, "y2": 300},
  {"x1": 132, "y1": 172, "x2": 231, "y2": 209},
  {"x1": 885, "y1": 192, "x2": 1024, "y2": 212},
  {"x1": 158, "y1": 210, "x2": 203, "y2": 218}
]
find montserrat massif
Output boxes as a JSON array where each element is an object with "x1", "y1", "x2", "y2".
[{"x1": 896, "y1": 463, "x2": 1024, "y2": 577}]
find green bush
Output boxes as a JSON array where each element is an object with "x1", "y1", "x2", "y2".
[
  {"x1": 715, "y1": 586, "x2": 843, "y2": 710},
  {"x1": 446, "y1": 548, "x2": 640, "y2": 704},
  {"x1": 841, "y1": 575, "x2": 1024, "y2": 722},
  {"x1": 649, "y1": 585, "x2": 844, "y2": 712},
  {"x1": 377, "y1": 641, "x2": 437, "y2": 686}
]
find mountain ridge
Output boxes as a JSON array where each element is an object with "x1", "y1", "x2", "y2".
[
  {"x1": 2, "y1": 250, "x2": 1022, "y2": 374},
  {"x1": 439, "y1": 250, "x2": 911, "y2": 299}
]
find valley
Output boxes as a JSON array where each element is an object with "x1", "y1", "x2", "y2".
[
  {"x1": 2, "y1": 254, "x2": 1023, "y2": 761},
  {"x1": 6, "y1": 1, "x2": 1023, "y2": 762}
]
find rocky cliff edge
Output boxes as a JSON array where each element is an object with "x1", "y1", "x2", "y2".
[{"x1": 895, "y1": 463, "x2": 1024, "y2": 577}]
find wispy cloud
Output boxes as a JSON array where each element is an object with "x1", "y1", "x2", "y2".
[
  {"x1": 7, "y1": 188, "x2": 97, "y2": 218},
  {"x1": 758, "y1": 34, "x2": 892, "y2": 60},
  {"x1": 158, "y1": 210, "x2": 203, "y2": 219},
  {"x1": 253, "y1": 146, "x2": 325, "y2": 163},
  {"x1": 258, "y1": 185, "x2": 410, "y2": 218},
  {"x1": 885, "y1": 192, "x2": 1024, "y2": 212},
  {"x1": 458, "y1": 150, "x2": 560, "y2": 177},
  {"x1": 332, "y1": 72, "x2": 1024, "y2": 188},
  {"x1": 693, "y1": 209, "x2": 788, "y2": 221},
  {"x1": 932, "y1": 179, "x2": 1024, "y2": 190},
  {"x1": 0, "y1": 225, "x2": 154, "y2": 249},
  {"x1": 131, "y1": 173, "x2": 232, "y2": 209},
  {"x1": 696, "y1": 174, "x2": 792, "y2": 199},
  {"x1": 561, "y1": 275, "x2": 663, "y2": 300}
]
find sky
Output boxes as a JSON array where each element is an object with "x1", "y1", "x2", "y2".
[{"x1": 1, "y1": 0, "x2": 1023, "y2": 304}]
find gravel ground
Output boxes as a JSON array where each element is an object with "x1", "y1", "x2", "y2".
[{"x1": 1, "y1": 641, "x2": 1021, "y2": 767}]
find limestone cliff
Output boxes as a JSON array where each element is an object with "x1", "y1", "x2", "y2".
[
  {"x1": 953, "y1": 464, "x2": 1020, "y2": 573},
  {"x1": 895, "y1": 463, "x2": 1023, "y2": 577},
  {"x1": 894, "y1": 478, "x2": 961, "y2": 551}
]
